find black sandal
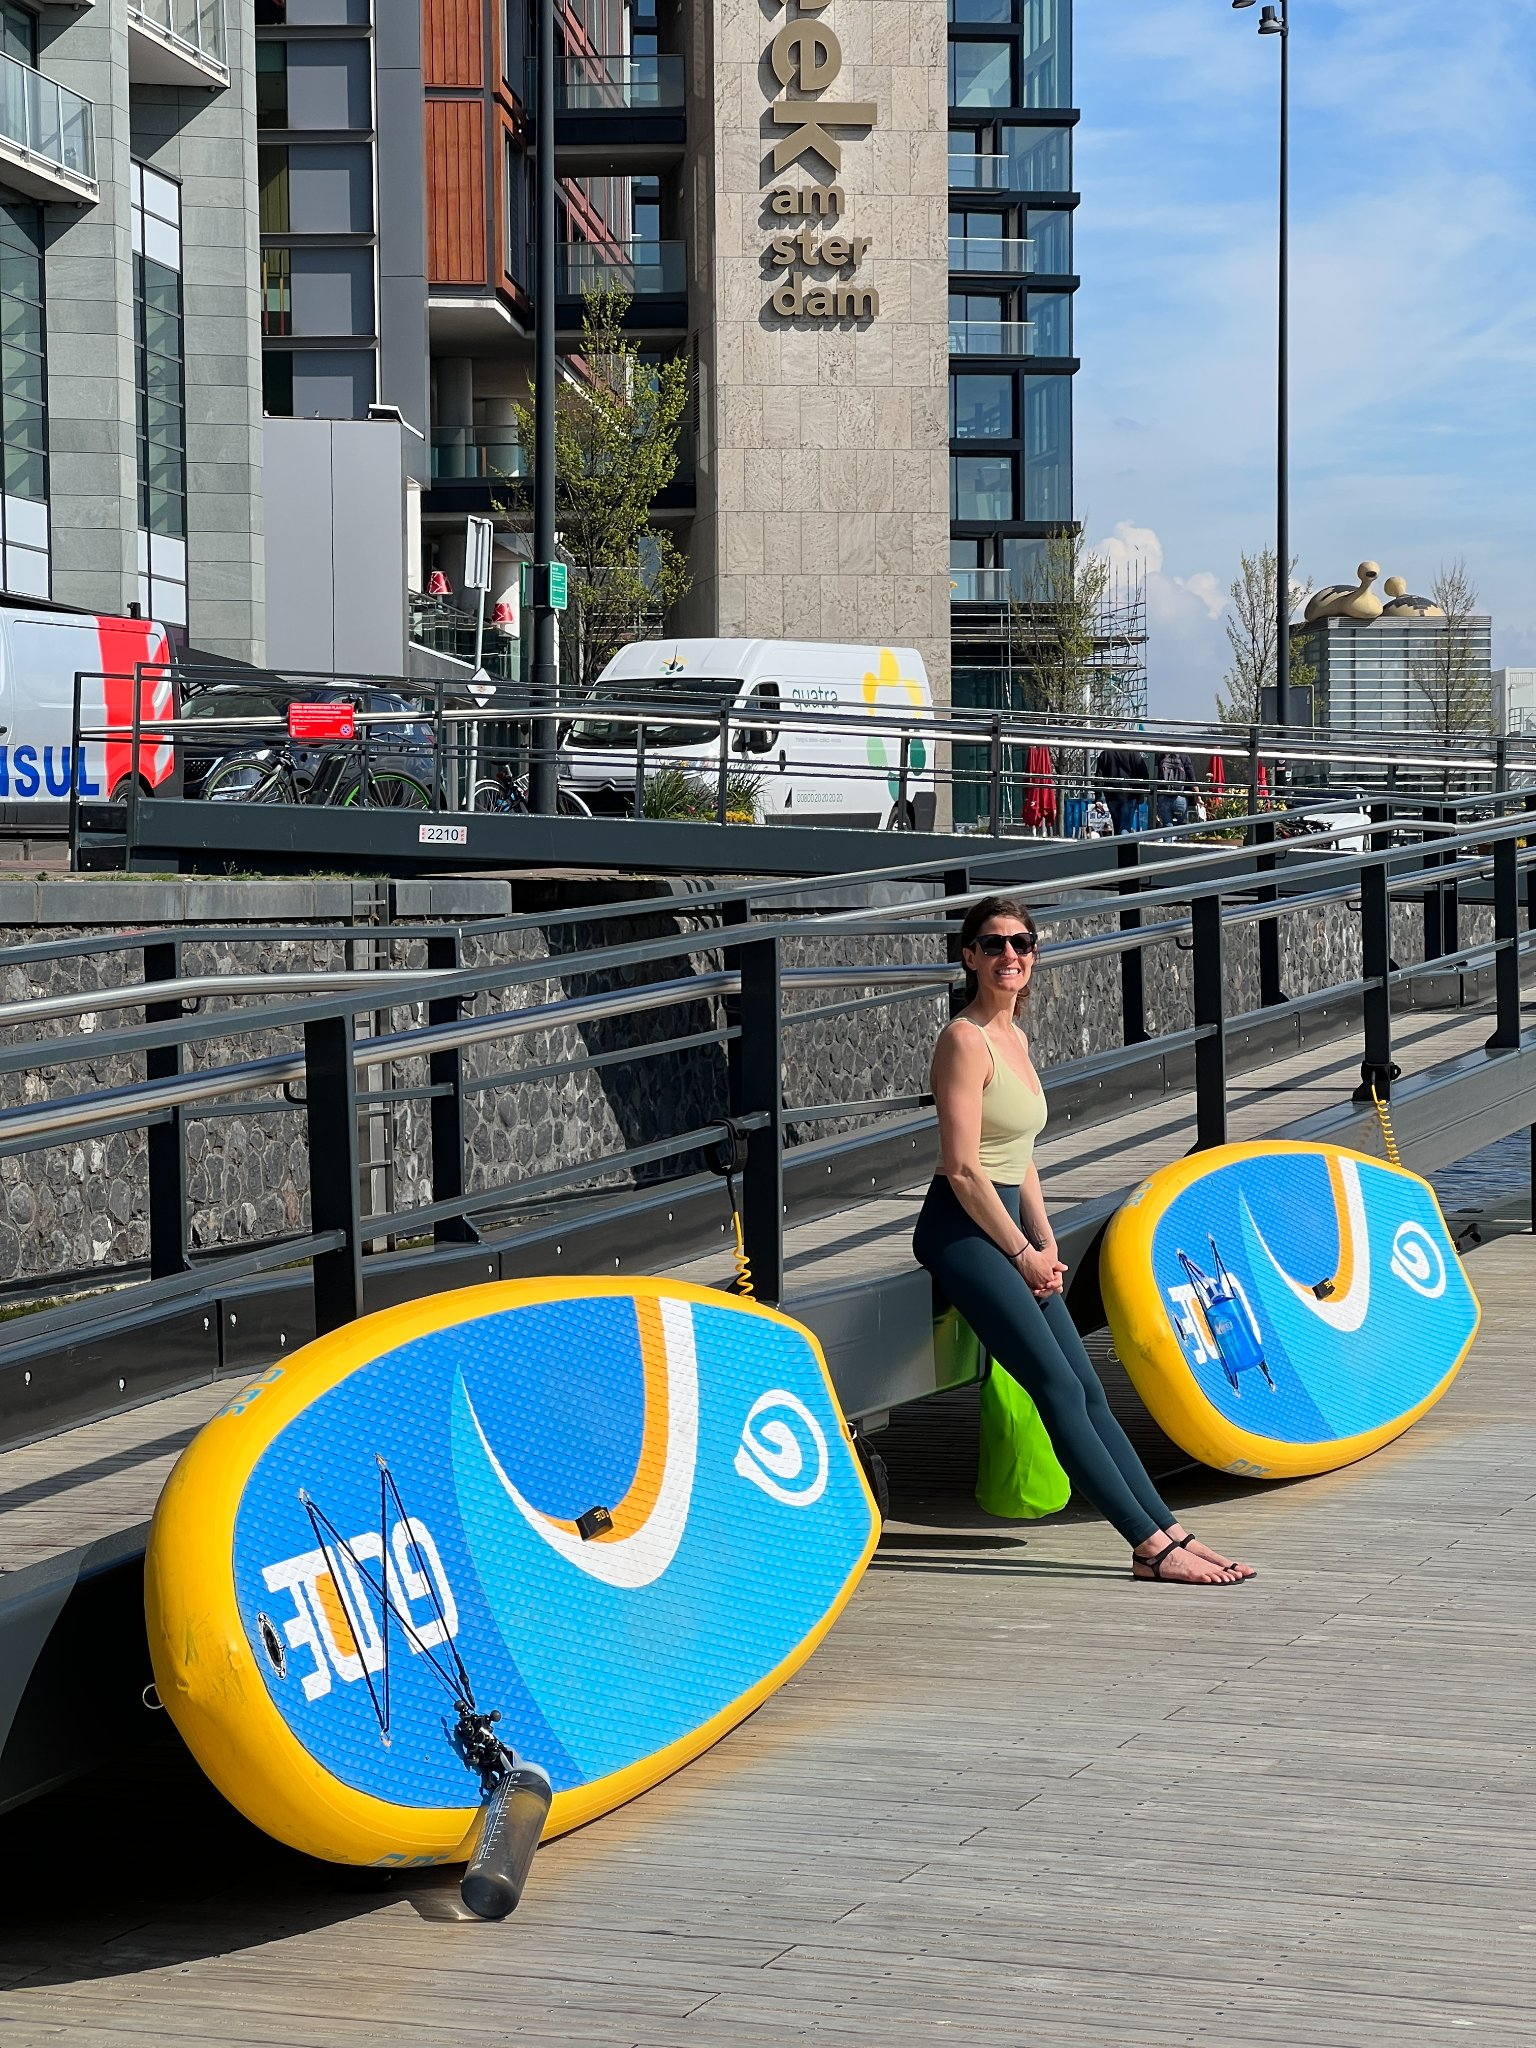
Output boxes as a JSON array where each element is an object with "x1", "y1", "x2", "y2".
[{"x1": 1131, "y1": 1535, "x2": 1241, "y2": 1585}]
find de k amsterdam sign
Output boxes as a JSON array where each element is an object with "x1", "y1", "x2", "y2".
[{"x1": 762, "y1": 0, "x2": 880, "y2": 322}]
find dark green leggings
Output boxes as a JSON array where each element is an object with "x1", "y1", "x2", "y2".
[{"x1": 913, "y1": 1175, "x2": 1175, "y2": 1546}]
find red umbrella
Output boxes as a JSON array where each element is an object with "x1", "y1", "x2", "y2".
[
  {"x1": 1022, "y1": 744, "x2": 1056, "y2": 829},
  {"x1": 1257, "y1": 761, "x2": 1270, "y2": 806},
  {"x1": 1208, "y1": 752, "x2": 1226, "y2": 791}
]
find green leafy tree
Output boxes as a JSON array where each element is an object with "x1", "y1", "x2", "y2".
[
  {"x1": 509, "y1": 285, "x2": 691, "y2": 695},
  {"x1": 1009, "y1": 528, "x2": 1112, "y2": 719},
  {"x1": 1216, "y1": 547, "x2": 1315, "y2": 725}
]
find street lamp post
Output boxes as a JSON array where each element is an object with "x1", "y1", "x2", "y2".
[
  {"x1": 528, "y1": 0, "x2": 558, "y2": 813},
  {"x1": 1234, "y1": 0, "x2": 1290, "y2": 730}
]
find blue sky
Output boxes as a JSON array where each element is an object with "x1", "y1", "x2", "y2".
[{"x1": 1073, "y1": 0, "x2": 1536, "y2": 718}]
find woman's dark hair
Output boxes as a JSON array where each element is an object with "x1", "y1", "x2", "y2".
[{"x1": 957, "y1": 895, "x2": 1038, "y2": 1006}]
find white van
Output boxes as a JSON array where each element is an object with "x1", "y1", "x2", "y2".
[
  {"x1": 0, "y1": 606, "x2": 179, "y2": 829},
  {"x1": 565, "y1": 638, "x2": 937, "y2": 830}
]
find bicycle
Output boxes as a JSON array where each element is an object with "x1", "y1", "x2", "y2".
[
  {"x1": 201, "y1": 735, "x2": 432, "y2": 810},
  {"x1": 469, "y1": 762, "x2": 592, "y2": 817}
]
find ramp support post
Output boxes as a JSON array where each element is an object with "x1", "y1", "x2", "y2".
[
  {"x1": 305, "y1": 1013, "x2": 364, "y2": 1333},
  {"x1": 735, "y1": 934, "x2": 784, "y2": 1306},
  {"x1": 944, "y1": 865, "x2": 970, "y2": 1020},
  {"x1": 1488, "y1": 832, "x2": 1521, "y2": 1051},
  {"x1": 1117, "y1": 839, "x2": 1146, "y2": 1046},
  {"x1": 427, "y1": 930, "x2": 479, "y2": 1244},
  {"x1": 1254, "y1": 815, "x2": 1284, "y2": 1008},
  {"x1": 1353, "y1": 859, "x2": 1395, "y2": 1102},
  {"x1": 144, "y1": 939, "x2": 189, "y2": 1279},
  {"x1": 1190, "y1": 893, "x2": 1227, "y2": 1149}
]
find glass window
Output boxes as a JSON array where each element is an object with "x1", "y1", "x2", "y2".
[
  {"x1": 0, "y1": 3, "x2": 35, "y2": 66},
  {"x1": 1023, "y1": 374, "x2": 1070, "y2": 521},
  {"x1": 1021, "y1": 0, "x2": 1070, "y2": 107},
  {"x1": 951, "y1": 536, "x2": 986, "y2": 569},
  {"x1": 0, "y1": 194, "x2": 47, "y2": 596},
  {"x1": 1002, "y1": 125, "x2": 1070, "y2": 192},
  {"x1": 261, "y1": 248, "x2": 291, "y2": 336},
  {"x1": 258, "y1": 146, "x2": 289, "y2": 233},
  {"x1": 951, "y1": 371, "x2": 1013, "y2": 439},
  {"x1": 948, "y1": 0, "x2": 1015, "y2": 20},
  {"x1": 1027, "y1": 291, "x2": 1071, "y2": 355},
  {"x1": 1026, "y1": 207, "x2": 1071, "y2": 274},
  {"x1": 263, "y1": 350, "x2": 294, "y2": 417},
  {"x1": 951, "y1": 453, "x2": 1015, "y2": 522},
  {"x1": 256, "y1": 42, "x2": 288, "y2": 127},
  {"x1": 949, "y1": 42, "x2": 1013, "y2": 110},
  {"x1": 132, "y1": 161, "x2": 187, "y2": 611},
  {"x1": 1002, "y1": 536, "x2": 1047, "y2": 595}
]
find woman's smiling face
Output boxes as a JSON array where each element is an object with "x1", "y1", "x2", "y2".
[{"x1": 964, "y1": 916, "x2": 1037, "y2": 999}]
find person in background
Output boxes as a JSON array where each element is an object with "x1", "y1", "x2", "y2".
[
  {"x1": 1093, "y1": 745, "x2": 1150, "y2": 836},
  {"x1": 913, "y1": 895, "x2": 1255, "y2": 1585},
  {"x1": 1155, "y1": 750, "x2": 1196, "y2": 828}
]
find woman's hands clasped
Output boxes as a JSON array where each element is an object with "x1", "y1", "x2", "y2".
[{"x1": 1012, "y1": 1243, "x2": 1069, "y2": 1299}]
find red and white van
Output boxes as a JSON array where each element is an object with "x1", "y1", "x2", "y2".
[{"x1": 0, "y1": 607, "x2": 180, "y2": 828}]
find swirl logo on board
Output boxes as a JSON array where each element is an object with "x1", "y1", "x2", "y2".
[
  {"x1": 735, "y1": 1389, "x2": 828, "y2": 1507},
  {"x1": 1390, "y1": 1221, "x2": 1446, "y2": 1298}
]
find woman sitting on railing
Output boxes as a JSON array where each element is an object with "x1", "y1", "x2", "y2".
[{"x1": 912, "y1": 894, "x2": 1255, "y2": 1587}]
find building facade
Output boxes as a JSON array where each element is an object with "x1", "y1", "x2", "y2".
[
  {"x1": 1, "y1": 0, "x2": 264, "y2": 655},
  {"x1": 1294, "y1": 612, "x2": 1495, "y2": 736}
]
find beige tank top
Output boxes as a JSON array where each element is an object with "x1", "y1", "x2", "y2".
[{"x1": 961, "y1": 1018, "x2": 1048, "y2": 1183}]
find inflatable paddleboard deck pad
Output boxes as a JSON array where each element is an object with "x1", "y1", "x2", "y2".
[
  {"x1": 1100, "y1": 1142, "x2": 1479, "y2": 1479},
  {"x1": 146, "y1": 1279, "x2": 879, "y2": 1868}
]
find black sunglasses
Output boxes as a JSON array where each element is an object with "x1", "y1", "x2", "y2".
[{"x1": 973, "y1": 932, "x2": 1038, "y2": 959}]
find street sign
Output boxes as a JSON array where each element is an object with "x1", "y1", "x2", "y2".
[
  {"x1": 548, "y1": 562, "x2": 568, "y2": 611},
  {"x1": 467, "y1": 667, "x2": 497, "y2": 708},
  {"x1": 288, "y1": 703, "x2": 355, "y2": 741},
  {"x1": 464, "y1": 515, "x2": 494, "y2": 591}
]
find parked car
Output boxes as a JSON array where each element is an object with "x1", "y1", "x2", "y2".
[{"x1": 181, "y1": 682, "x2": 435, "y2": 801}]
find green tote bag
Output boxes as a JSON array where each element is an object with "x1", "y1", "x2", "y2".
[{"x1": 976, "y1": 1362, "x2": 1071, "y2": 1520}]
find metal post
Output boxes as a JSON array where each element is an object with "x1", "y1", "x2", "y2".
[
  {"x1": 145, "y1": 940, "x2": 189, "y2": 1278},
  {"x1": 717, "y1": 704, "x2": 730, "y2": 824},
  {"x1": 1255, "y1": 814, "x2": 1283, "y2": 1008},
  {"x1": 304, "y1": 1013, "x2": 364, "y2": 1333},
  {"x1": 1190, "y1": 893, "x2": 1227, "y2": 1149},
  {"x1": 1423, "y1": 803, "x2": 1446, "y2": 962},
  {"x1": 126, "y1": 660, "x2": 144, "y2": 871},
  {"x1": 528, "y1": 0, "x2": 558, "y2": 815},
  {"x1": 428, "y1": 932, "x2": 479, "y2": 1243},
  {"x1": 1117, "y1": 837, "x2": 1146, "y2": 1046},
  {"x1": 736, "y1": 935, "x2": 783, "y2": 1305},
  {"x1": 1488, "y1": 831, "x2": 1521, "y2": 1051},
  {"x1": 1246, "y1": 723, "x2": 1261, "y2": 824},
  {"x1": 632, "y1": 715, "x2": 646, "y2": 819},
  {"x1": 988, "y1": 714, "x2": 1003, "y2": 838},
  {"x1": 1352, "y1": 858, "x2": 1394, "y2": 1103},
  {"x1": 1274, "y1": 0, "x2": 1291, "y2": 730},
  {"x1": 944, "y1": 864, "x2": 970, "y2": 1020}
]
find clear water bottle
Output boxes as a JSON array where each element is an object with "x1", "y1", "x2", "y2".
[{"x1": 459, "y1": 1760, "x2": 553, "y2": 1920}]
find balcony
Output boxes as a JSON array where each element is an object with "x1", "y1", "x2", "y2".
[
  {"x1": 0, "y1": 54, "x2": 96, "y2": 203},
  {"x1": 128, "y1": 0, "x2": 229, "y2": 88},
  {"x1": 559, "y1": 239, "x2": 684, "y2": 296},
  {"x1": 948, "y1": 318, "x2": 1034, "y2": 356},
  {"x1": 949, "y1": 151, "x2": 1009, "y2": 190},
  {"x1": 552, "y1": 54, "x2": 686, "y2": 175},
  {"x1": 949, "y1": 233, "x2": 1034, "y2": 274},
  {"x1": 950, "y1": 569, "x2": 1014, "y2": 604},
  {"x1": 430, "y1": 431, "x2": 529, "y2": 483}
]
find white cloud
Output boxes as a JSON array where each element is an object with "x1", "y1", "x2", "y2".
[{"x1": 1090, "y1": 524, "x2": 1228, "y2": 719}]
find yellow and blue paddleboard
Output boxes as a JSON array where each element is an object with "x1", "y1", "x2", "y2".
[
  {"x1": 145, "y1": 1278, "x2": 879, "y2": 1867},
  {"x1": 1100, "y1": 1142, "x2": 1480, "y2": 1479}
]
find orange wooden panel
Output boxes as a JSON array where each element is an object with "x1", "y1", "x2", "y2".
[
  {"x1": 424, "y1": 0, "x2": 484, "y2": 89},
  {"x1": 426, "y1": 99, "x2": 487, "y2": 286}
]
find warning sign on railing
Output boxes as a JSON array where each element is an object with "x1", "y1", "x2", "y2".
[{"x1": 288, "y1": 703, "x2": 355, "y2": 741}]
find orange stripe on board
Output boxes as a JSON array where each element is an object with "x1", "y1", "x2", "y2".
[{"x1": 551, "y1": 1293, "x2": 672, "y2": 1541}]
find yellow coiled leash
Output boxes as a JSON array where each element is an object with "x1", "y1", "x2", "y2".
[
  {"x1": 1370, "y1": 1081, "x2": 1402, "y2": 1168},
  {"x1": 707, "y1": 1119, "x2": 755, "y2": 1297}
]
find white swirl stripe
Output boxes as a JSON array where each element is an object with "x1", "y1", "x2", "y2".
[
  {"x1": 735, "y1": 1390, "x2": 828, "y2": 1507},
  {"x1": 1390, "y1": 1222, "x2": 1446, "y2": 1299},
  {"x1": 462, "y1": 1294, "x2": 698, "y2": 1588}
]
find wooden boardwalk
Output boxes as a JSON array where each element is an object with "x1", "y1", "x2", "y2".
[{"x1": 0, "y1": 1224, "x2": 1530, "y2": 2045}]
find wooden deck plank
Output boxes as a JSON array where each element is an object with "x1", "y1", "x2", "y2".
[{"x1": 0, "y1": 1229, "x2": 1530, "y2": 2046}]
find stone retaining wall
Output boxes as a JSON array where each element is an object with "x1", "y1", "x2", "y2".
[{"x1": 0, "y1": 876, "x2": 1486, "y2": 1285}]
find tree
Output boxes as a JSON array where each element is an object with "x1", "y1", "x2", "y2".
[
  {"x1": 1215, "y1": 548, "x2": 1315, "y2": 726},
  {"x1": 1009, "y1": 528, "x2": 1112, "y2": 719},
  {"x1": 508, "y1": 285, "x2": 691, "y2": 696},
  {"x1": 1410, "y1": 558, "x2": 1491, "y2": 736}
]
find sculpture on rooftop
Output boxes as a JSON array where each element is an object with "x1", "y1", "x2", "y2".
[{"x1": 1304, "y1": 562, "x2": 1383, "y2": 623}]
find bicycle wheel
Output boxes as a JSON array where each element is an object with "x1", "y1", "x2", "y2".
[
  {"x1": 202, "y1": 757, "x2": 293, "y2": 804},
  {"x1": 471, "y1": 779, "x2": 515, "y2": 813},
  {"x1": 338, "y1": 772, "x2": 432, "y2": 810}
]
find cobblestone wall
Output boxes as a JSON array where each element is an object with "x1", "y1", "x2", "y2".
[{"x1": 0, "y1": 880, "x2": 1487, "y2": 1287}]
